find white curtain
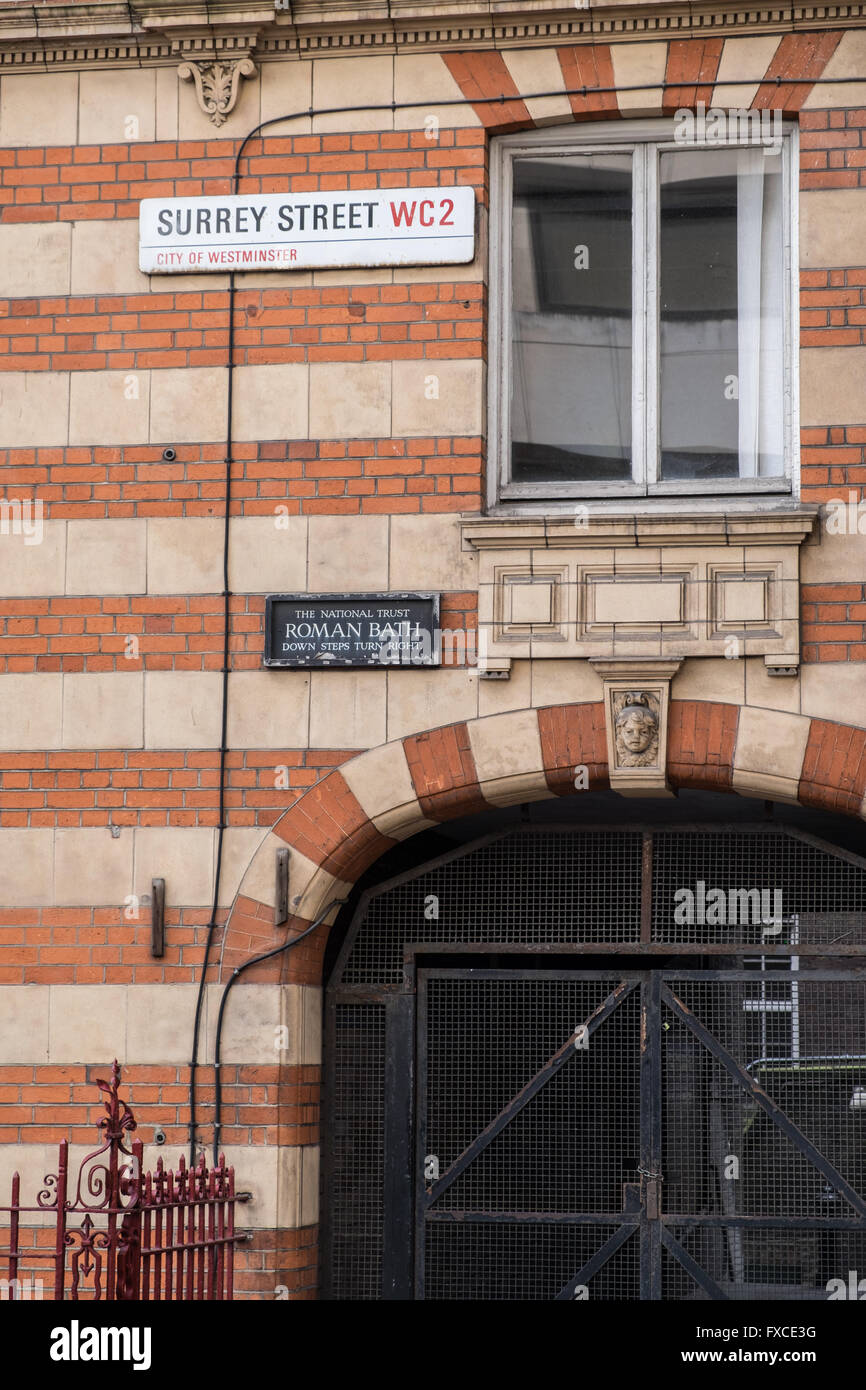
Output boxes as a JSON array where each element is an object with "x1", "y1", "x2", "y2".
[{"x1": 736, "y1": 150, "x2": 784, "y2": 478}]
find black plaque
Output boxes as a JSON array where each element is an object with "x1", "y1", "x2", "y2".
[{"x1": 264, "y1": 593, "x2": 441, "y2": 668}]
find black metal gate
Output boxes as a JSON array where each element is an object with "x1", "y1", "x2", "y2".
[{"x1": 324, "y1": 825, "x2": 866, "y2": 1300}]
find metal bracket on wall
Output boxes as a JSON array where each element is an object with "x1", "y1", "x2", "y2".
[
  {"x1": 151, "y1": 877, "x2": 165, "y2": 958},
  {"x1": 275, "y1": 847, "x2": 290, "y2": 927}
]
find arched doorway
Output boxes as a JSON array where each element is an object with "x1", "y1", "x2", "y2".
[{"x1": 322, "y1": 804, "x2": 866, "y2": 1301}]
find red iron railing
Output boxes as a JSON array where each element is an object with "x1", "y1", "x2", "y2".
[{"x1": 0, "y1": 1061, "x2": 250, "y2": 1301}]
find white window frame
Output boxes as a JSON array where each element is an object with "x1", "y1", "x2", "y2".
[{"x1": 488, "y1": 118, "x2": 800, "y2": 511}]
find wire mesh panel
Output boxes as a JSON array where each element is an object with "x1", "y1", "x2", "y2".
[
  {"x1": 662, "y1": 1243, "x2": 712, "y2": 1301},
  {"x1": 424, "y1": 1223, "x2": 631, "y2": 1301},
  {"x1": 340, "y1": 830, "x2": 644, "y2": 984},
  {"x1": 664, "y1": 1226, "x2": 866, "y2": 1301},
  {"x1": 663, "y1": 979, "x2": 866, "y2": 1217},
  {"x1": 326, "y1": 1004, "x2": 385, "y2": 1300},
  {"x1": 424, "y1": 976, "x2": 640, "y2": 1215},
  {"x1": 651, "y1": 829, "x2": 866, "y2": 947},
  {"x1": 661, "y1": 974, "x2": 866, "y2": 1299},
  {"x1": 586, "y1": 1234, "x2": 641, "y2": 1301},
  {"x1": 419, "y1": 972, "x2": 641, "y2": 1299},
  {"x1": 324, "y1": 824, "x2": 866, "y2": 1300}
]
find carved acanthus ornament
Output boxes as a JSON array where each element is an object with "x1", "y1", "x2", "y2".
[{"x1": 178, "y1": 55, "x2": 257, "y2": 126}]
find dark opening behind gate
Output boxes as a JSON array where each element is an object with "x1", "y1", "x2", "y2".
[{"x1": 323, "y1": 824, "x2": 866, "y2": 1300}]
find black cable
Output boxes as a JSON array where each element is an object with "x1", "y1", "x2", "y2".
[
  {"x1": 230, "y1": 71, "x2": 862, "y2": 187},
  {"x1": 187, "y1": 61, "x2": 857, "y2": 1161},
  {"x1": 186, "y1": 276, "x2": 237, "y2": 1164},
  {"x1": 211, "y1": 897, "x2": 347, "y2": 1165},
  {"x1": 187, "y1": 272, "x2": 235, "y2": 1166}
]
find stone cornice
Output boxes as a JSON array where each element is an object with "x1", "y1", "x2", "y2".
[
  {"x1": 1, "y1": 0, "x2": 865, "y2": 70},
  {"x1": 460, "y1": 509, "x2": 820, "y2": 551}
]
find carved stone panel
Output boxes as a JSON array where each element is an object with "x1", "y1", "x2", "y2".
[
  {"x1": 462, "y1": 512, "x2": 817, "y2": 671},
  {"x1": 592, "y1": 658, "x2": 682, "y2": 796},
  {"x1": 493, "y1": 565, "x2": 569, "y2": 644}
]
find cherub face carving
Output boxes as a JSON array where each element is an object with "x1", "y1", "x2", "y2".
[
  {"x1": 614, "y1": 695, "x2": 659, "y2": 767},
  {"x1": 619, "y1": 709, "x2": 655, "y2": 754}
]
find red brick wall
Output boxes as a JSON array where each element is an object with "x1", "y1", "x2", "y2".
[
  {"x1": 0, "y1": 438, "x2": 484, "y2": 514},
  {"x1": 0, "y1": 282, "x2": 484, "y2": 372},
  {"x1": 0, "y1": 129, "x2": 487, "y2": 224},
  {"x1": 1, "y1": 34, "x2": 865, "y2": 1300},
  {"x1": 801, "y1": 584, "x2": 866, "y2": 661},
  {"x1": 0, "y1": 749, "x2": 356, "y2": 827},
  {"x1": 0, "y1": 1062, "x2": 316, "y2": 1146},
  {"x1": 0, "y1": 591, "x2": 477, "y2": 673}
]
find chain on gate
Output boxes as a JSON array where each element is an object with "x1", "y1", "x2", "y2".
[{"x1": 0, "y1": 1061, "x2": 251, "y2": 1300}]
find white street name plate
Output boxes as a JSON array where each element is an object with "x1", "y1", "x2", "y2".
[{"x1": 139, "y1": 186, "x2": 475, "y2": 273}]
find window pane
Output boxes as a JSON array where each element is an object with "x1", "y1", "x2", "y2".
[
  {"x1": 659, "y1": 148, "x2": 785, "y2": 481},
  {"x1": 510, "y1": 155, "x2": 633, "y2": 485}
]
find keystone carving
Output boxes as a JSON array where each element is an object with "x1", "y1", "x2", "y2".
[
  {"x1": 178, "y1": 56, "x2": 257, "y2": 127},
  {"x1": 613, "y1": 691, "x2": 660, "y2": 768},
  {"x1": 592, "y1": 659, "x2": 682, "y2": 797}
]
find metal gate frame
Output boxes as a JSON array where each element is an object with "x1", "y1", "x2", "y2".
[
  {"x1": 408, "y1": 965, "x2": 866, "y2": 1301},
  {"x1": 323, "y1": 822, "x2": 866, "y2": 1301}
]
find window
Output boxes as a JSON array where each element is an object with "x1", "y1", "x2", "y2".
[{"x1": 489, "y1": 120, "x2": 797, "y2": 503}]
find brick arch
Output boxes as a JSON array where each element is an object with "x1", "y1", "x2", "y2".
[
  {"x1": 438, "y1": 32, "x2": 843, "y2": 135},
  {"x1": 221, "y1": 698, "x2": 866, "y2": 983}
]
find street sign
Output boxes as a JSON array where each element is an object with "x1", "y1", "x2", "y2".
[
  {"x1": 264, "y1": 594, "x2": 441, "y2": 667},
  {"x1": 139, "y1": 187, "x2": 475, "y2": 273}
]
